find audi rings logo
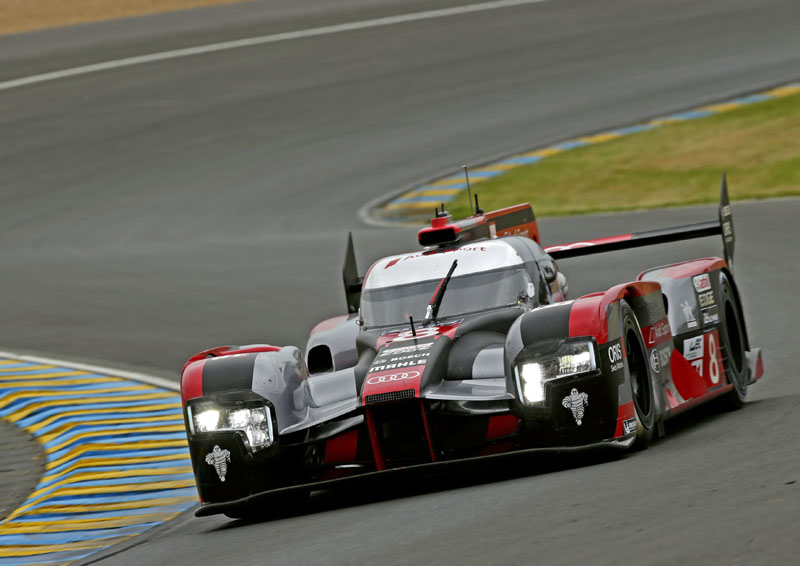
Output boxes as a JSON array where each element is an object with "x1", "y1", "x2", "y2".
[{"x1": 366, "y1": 371, "x2": 420, "y2": 385}]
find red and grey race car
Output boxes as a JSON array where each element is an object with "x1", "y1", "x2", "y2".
[{"x1": 180, "y1": 175, "x2": 763, "y2": 518}]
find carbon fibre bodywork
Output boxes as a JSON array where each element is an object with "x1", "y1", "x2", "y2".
[{"x1": 181, "y1": 179, "x2": 764, "y2": 517}]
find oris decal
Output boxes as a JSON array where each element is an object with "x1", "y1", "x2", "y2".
[
  {"x1": 608, "y1": 342, "x2": 624, "y2": 372},
  {"x1": 366, "y1": 371, "x2": 421, "y2": 385}
]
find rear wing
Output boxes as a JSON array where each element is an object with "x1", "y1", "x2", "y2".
[{"x1": 544, "y1": 174, "x2": 735, "y2": 270}]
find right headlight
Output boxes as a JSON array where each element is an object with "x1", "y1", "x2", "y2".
[
  {"x1": 514, "y1": 340, "x2": 597, "y2": 405},
  {"x1": 188, "y1": 404, "x2": 274, "y2": 452}
]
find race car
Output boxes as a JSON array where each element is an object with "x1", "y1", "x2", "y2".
[{"x1": 180, "y1": 174, "x2": 763, "y2": 518}]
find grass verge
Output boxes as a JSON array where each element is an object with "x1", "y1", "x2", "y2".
[
  {"x1": 447, "y1": 91, "x2": 800, "y2": 219},
  {"x1": 0, "y1": 0, "x2": 251, "y2": 35}
]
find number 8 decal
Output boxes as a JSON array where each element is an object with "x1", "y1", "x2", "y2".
[{"x1": 708, "y1": 332, "x2": 720, "y2": 384}]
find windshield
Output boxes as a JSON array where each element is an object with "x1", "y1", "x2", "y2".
[{"x1": 361, "y1": 266, "x2": 530, "y2": 328}]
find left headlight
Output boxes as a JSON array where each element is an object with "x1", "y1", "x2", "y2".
[
  {"x1": 514, "y1": 340, "x2": 597, "y2": 405},
  {"x1": 188, "y1": 405, "x2": 274, "y2": 452}
]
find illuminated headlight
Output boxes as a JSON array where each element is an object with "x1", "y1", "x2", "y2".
[
  {"x1": 514, "y1": 341, "x2": 597, "y2": 405},
  {"x1": 189, "y1": 405, "x2": 274, "y2": 451}
]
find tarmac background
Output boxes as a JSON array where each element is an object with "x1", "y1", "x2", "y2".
[{"x1": 0, "y1": 0, "x2": 798, "y2": 563}]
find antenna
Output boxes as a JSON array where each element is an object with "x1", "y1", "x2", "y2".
[
  {"x1": 474, "y1": 194, "x2": 484, "y2": 215},
  {"x1": 463, "y1": 165, "x2": 474, "y2": 215}
]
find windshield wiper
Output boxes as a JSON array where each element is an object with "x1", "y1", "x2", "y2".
[{"x1": 423, "y1": 259, "x2": 458, "y2": 325}]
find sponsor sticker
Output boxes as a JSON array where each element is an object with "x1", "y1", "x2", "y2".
[
  {"x1": 562, "y1": 388, "x2": 589, "y2": 425},
  {"x1": 205, "y1": 445, "x2": 231, "y2": 482},
  {"x1": 608, "y1": 342, "x2": 624, "y2": 372},
  {"x1": 623, "y1": 418, "x2": 637, "y2": 435},
  {"x1": 369, "y1": 359, "x2": 428, "y2": 372},
  {"x1": 366, "y1": 371, "x2": 420, "y2": 385},
  {"x1": 702, "y1": 305, "x2": 720, "y2": 325},
  {"x1": 649, "y1": 348, "x2": 660, "y2": 374},
  {"x1": 648, "y1": 345, "x2": 671, "y2": 374},
  {"x1": 693, "y1": 273, "x2": 711, "y2": 292},
  {"x1": 384, "y1": 352, "x2": 431, "y2": 363},
  {"x1": 392, "y1": 327, "x2": 440, "y2": 341},
  {"x1": 378, "y1": 342, "x2": 434, "y2": 357},
  {"x1": 698, "y1": 291, "x2": 715, "y2": 308},
  {"x1": 683, "y1": 336, "x2": 704, "y2": 361},
  {"x1": 682, "y1": 300, "x2": 698, "y2": 328},
  {"x1": 647, "y1": 319, "x2": 671, "y2": 345}
]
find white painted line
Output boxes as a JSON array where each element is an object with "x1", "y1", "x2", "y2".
[
  {"x1": 0, "y1": 349, "x2": 179, "y2": 391},
  {"x1": 0, "y1": 0, "x2": 551, "y2": 92}
]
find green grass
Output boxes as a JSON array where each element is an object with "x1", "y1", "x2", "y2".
[{"x1": 447, "y1": 91, "x2": 800, "y2": 218}]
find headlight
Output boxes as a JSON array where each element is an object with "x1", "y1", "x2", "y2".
[
  {"x1": 514, "y1": 341, "x2": 597, "y2": 405},
  {"x1": 189, "y1": 405, "x2": 274, "y2": 451}
]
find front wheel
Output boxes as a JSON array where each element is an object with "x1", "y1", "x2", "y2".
[{"x1": 621, "y1": 300, "x2": 655, "y2": 450}]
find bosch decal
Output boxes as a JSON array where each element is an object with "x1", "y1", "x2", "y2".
[
  {"x1": 385, "y1": 352, "x2": 431, "y2": 363},
  {"x1": 649, "y1": 349, "x2": 660, "y2": 374},
  {"x1": 366, "y1": 371, "x2": 421, "y2": 385},
  {"x1": 693, "y1": 273, "x2": 711, "y2": 292}
]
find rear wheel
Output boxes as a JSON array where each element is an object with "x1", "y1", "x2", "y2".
[
  {"x1": 621, "y1": 301, "x2": 655, "y2": 450},
  {"x1": 718, "y1": 273, "x2": 748, "y2": 410}
]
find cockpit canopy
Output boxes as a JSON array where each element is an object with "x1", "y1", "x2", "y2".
[{"x1": 360, "y1": 240, "x2": 535, "y2": 328}]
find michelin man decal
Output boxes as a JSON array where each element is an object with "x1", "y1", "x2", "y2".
[
  {"x1": 205, "y1": 445, "x2": 231, "y2": 482},
  {"x1": 562, "y1": 388, "x2": 589, "y2": 425}
]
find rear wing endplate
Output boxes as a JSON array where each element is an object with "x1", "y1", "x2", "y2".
[{"x1": 545, "y1": 174, "x2": 735, "y2": 271}]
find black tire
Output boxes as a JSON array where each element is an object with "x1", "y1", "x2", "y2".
[
  {"x1": 718, "y1": 272, "x2": 748, "y2": 410},
  {"x1": 621, "y1": 301, "x2": 655, "y2": 450}
]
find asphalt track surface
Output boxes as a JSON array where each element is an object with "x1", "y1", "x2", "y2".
[{"x1": 1, "y1": 0, "x2": 799, "y2": 563}]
